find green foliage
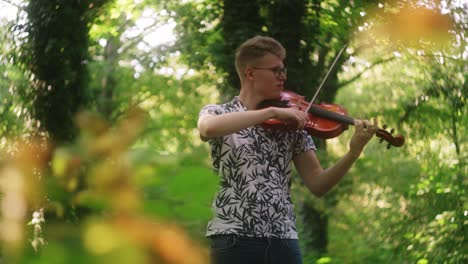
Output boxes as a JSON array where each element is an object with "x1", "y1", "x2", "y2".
[
  {"x1": 169, "y1": 0, "x2": 380, "y2": 100},
  {"x1": 0, "y1": 6, "x2": 32, "y2": 138},
  {"x1": 131, "y1": 148, "x2": 218, "y2": 239},
  {"x1": 326, "y1": 2, "x2": 467, "y2": 261},
  {"x1": 86, "y1": 0, "x2": 221, "y2": 154},
  {"x1": 0, "y1": 62, "x2": 29, "y2": 137},
  {"x1": 1, "y1": 0, "x2": 466, "y2": 263}
]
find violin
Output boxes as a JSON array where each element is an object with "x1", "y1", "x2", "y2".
[{"x1": 257, "y1": 90, "x2": 405, "y2": 148}]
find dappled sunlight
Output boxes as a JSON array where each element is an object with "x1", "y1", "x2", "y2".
[
  {"x1": 350, "y1": 183, "x2": 407, "y2": 213},
  {"x1": 375, "y1": 6, "x2": 452, "y2": 44},
  {"x1": 409, "y1": 136, "x2": 462, "y2": 168},
  {"x1": 196, "y1": 84, "x2": 220, "y2": 103},
  {"x1": 343, "y1": 184, "x2": 410, "y2": 228},
  {"x1": 357, "y1": 2, "x2": 455, "y2": 50},
  {"x1": 325, "y1": 136, "x2": 348, "y2": 157},
  {"x1": 329, "y1": 182, "x2": 411, "y2": 262}
]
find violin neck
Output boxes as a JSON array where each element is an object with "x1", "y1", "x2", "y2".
[{"x1": 308, "y1": 105, "x2": 355, "y2": 125}]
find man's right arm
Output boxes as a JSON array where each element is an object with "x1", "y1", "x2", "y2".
[{"x1": 197, "y1": 107, "x2": 310, "y2": 140}]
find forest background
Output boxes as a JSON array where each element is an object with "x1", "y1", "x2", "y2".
[{"x1": 0, "y1": 0, "x2": 466, "y2": 263}]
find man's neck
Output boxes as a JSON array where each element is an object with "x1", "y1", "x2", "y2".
[{"x1": 238, "y1": 85, "x2": 262, "y2": 110}]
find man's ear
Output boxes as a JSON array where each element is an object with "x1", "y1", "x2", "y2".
[{"x1": 245, "y1": 67, "x2": 255, "y2": 80}]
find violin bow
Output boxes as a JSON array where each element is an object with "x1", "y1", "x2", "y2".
[
  {"x1": 306, "y1": 44, "x2": 348, "y2": 112},
  {"x1": 304, "y1": 44, "x2": 405, "y2": 148}
]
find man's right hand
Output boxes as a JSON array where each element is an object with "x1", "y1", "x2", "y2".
[{"x1": 271, "y1": 107, "x2": 310, "y2": 130}]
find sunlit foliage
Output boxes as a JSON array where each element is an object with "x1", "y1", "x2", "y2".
[
  {"x1": 0, "y1": 0, "x2": 465, "y2": 263},
  {"x1": 328, "y1": 1, "x2": 466, "y2": 262}
]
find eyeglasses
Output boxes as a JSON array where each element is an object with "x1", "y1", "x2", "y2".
[{"x1": 250, "y1": 66, "x2": 287, "y2": 78}]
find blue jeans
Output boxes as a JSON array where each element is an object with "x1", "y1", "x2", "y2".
[{"x1": 209, "y1": 234, "x2": 302, "y2": 264}]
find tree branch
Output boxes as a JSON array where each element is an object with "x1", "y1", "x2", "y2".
[
  {"x1": 398, "y1": 84, "x2": 441, "y2": 125},
  {"x1": 119, "y1": 21, "x2": 161, "y2": 55},
  {"x1": 338, "y1": 56, "x2": 395, "y2": 88}
]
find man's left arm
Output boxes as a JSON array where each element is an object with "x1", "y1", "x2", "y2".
[{"x1": 293, "y1": 118, "x2": 377, "y2": 197}]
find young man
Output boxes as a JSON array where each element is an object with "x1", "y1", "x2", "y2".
[{"x1": 198, "y1": 36, "x2": 377, "y2": 264}]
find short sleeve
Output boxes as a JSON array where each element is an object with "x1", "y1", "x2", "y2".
[
  {"x1": 293, "y1": 130, "x2": 316, "y2": 158},
  {"x1": 198, "y1": 104, "x2": 225, "y2": 143},
  {"x1": 199, "y1": 104, "x2": 224, "y2": 117}
]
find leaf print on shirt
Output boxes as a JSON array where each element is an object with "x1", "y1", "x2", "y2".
[{"x1": 199, "y1": 97, "x2": 316, "y2": 238}]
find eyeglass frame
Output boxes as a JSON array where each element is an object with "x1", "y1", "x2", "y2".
[{"x1": 249, "y1": 66, "x2": 287, "y2": 78}]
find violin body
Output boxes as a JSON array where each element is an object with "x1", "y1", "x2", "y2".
[
  {"x1": 257, "y1": 90, "x2": 405, "y2": 148},
  {"x1": 308, "y1": 103, "x2": 349, "y2": 139},
  {"x1": 259, "y1": 90, "x2": 351, "y2": 139}
]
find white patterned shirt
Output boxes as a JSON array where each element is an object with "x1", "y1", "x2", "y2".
[{"x1": 199, "y1": 96, "x2": 316, "y2": 239}]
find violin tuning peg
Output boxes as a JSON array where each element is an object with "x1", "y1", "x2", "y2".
[
  {"x1": 379, "y1": 138, "x2": 384, "y2": 143},
  {"x1": 390, "y1": 128, "x2": 395, "y2": 134},
  {"x1": 383, "y1": 124, "x2": 388, "y2": 129}
]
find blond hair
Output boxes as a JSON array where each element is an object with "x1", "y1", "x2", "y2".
[{"x1": 235, "y1": 36, "x2": 286, "y2": 82}]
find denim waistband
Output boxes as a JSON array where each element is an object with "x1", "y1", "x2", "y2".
[{"x1": 209, "y1": 234, "x2": 292, "y2": 241}]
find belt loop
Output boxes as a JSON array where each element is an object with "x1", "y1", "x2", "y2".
[{"x1": 264, "y1": 238, "x2": 272, "y2": 264}]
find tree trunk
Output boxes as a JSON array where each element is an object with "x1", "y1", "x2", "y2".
[
  {"x1": 24, "y1": 0, "x2": 108, "y2": 143},
  {"x1": 301, "y1": 200, "x2": 328, "y2": 254},
  {"x1": 220, "y1": 0, "x2": 264, "y2": 97},
  {"x1": 268, "y1": 0, "x2": 331, "y2": 257}
]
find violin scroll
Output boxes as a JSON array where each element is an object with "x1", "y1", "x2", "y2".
[{"x1": 376, "y1": 125, "x2": 405, "y2": 149}]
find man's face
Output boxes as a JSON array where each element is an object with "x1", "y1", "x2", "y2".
[{"x1": 246, "y1": 53, "x2": 287, "y2": 99}]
